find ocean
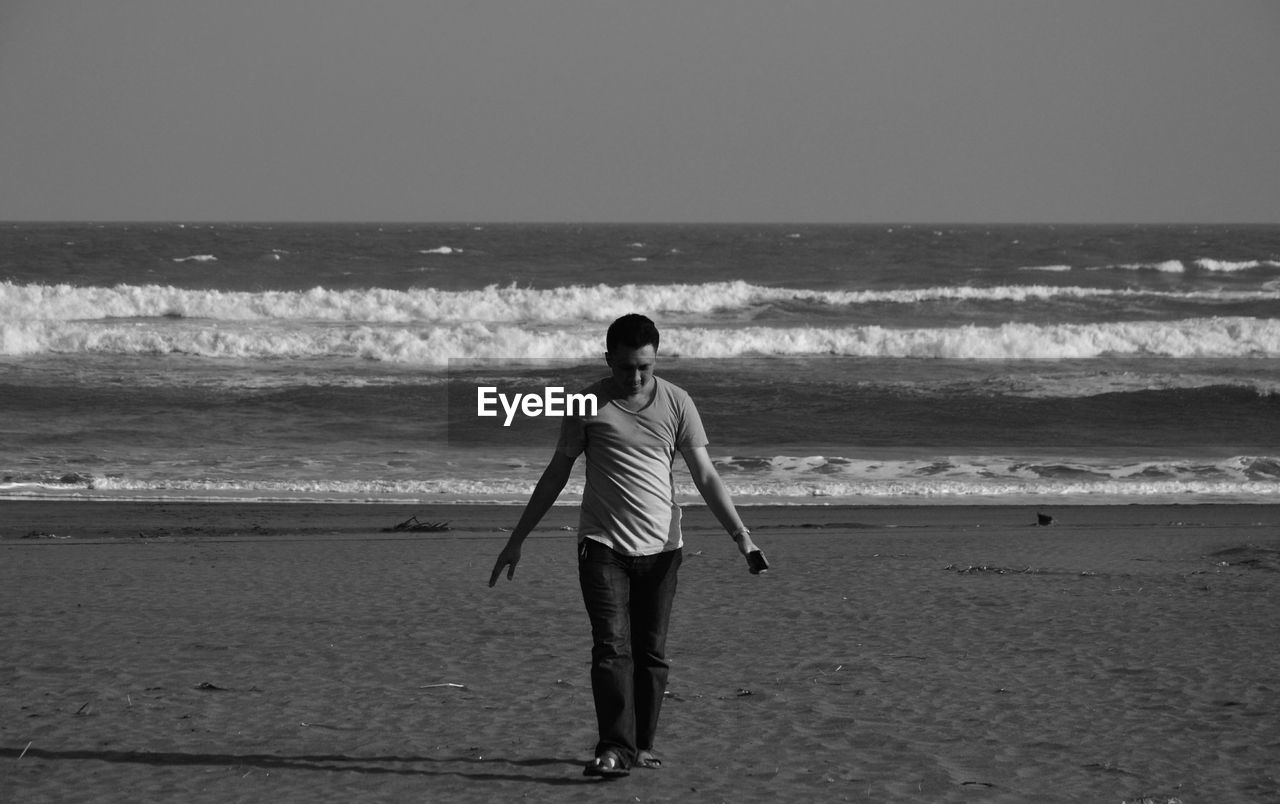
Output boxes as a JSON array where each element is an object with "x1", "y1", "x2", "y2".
[{"x1": 2, "y1": 222, "x2": 1279, "y2": 506}]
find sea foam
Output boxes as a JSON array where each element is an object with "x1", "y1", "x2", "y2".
[
  {"x1": 12, "y1": 455, "x2": 1280, "y2": 505},
  {"x1": 4, "y1": 280, "x2": 1279, "y2": 325},
  {"x1": 1195, "y1": 258, "x2": 1280, "y2": 272},
  {"x1": 4, "y1": 316, "x2": 1279, "y2": 362}
]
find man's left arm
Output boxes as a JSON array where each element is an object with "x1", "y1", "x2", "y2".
[{"x1": 680, "y1": 445, "x2": 760, "y2": 559}]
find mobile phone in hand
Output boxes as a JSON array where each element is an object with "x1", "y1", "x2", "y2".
[{"x1": 747, "y1": 549, "x2": 769, "y2": 574}]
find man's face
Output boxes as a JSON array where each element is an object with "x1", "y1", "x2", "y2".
[{"x1": 605, "y1": 344, "x2": 656, "y2": 396}]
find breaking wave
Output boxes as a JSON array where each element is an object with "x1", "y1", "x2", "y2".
[
  {"x1": 5, "y1": 280, "x2": 1278, "y2": 362},
  {"x1": 4, "y1": 280, "x2": 1279, "y2": 325},
  {"x1": 7, "y1": 454, "x2": 1278, "y2": 504},
  {"x1": 4, "y1": 316, "x2": 1279, "y2": 362}
]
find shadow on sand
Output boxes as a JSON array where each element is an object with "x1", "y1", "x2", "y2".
[{"x1": 1, "y1": 746, "x2": 592, "y2": 785}]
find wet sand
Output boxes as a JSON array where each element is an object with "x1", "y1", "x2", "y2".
[{"x1": 2, "y1": 501, "x2": 1278, "y2": 802}]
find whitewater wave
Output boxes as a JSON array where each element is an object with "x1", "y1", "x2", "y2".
[
  {"x1": 5, "y1": 280, "x2": 1280, "y2": 326},
  {"x1": 666, "y1": 318, "x2": 1280, "y2": 361},
  {"x1": 699, "y1": 453, "x2": 1280, "y2": 502},
  {"x1": 6, "y1": 454, "x2": 1277, "y2": 504},
  {"x1": 4, "y1": 316, "x2": 1279, "y2": 362},
  {"x1": 713, "y1": 453, "x2": 1280, "y2": 483},
  {"x1": 1104, "y1": 260, "x2": 1189, "y2": 273},
  {"x1": 1033, "y1": 259, "x2": 1280, "y2": 274},
  {"x1": 1196, "y1": 259, "x2": 1280, "y2": 273}
]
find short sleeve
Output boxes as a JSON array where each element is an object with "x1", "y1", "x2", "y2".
[
  {"x1": 556, "y1": 406, "x2": 586, "y2": 458},
  {"x1": 555, "y1": 383, "x2": 598, "y2": 458},
  {"x1": 674, "y1": 388, "x2": 709, "y2": 450}
]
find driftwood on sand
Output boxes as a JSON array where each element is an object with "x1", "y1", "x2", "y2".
[{"x1": 381, "y1": 515, "x2": 450, "y2": 533}]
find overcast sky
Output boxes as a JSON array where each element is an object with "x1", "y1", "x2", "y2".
[{"x1": 1, "y1": 1, "x2": 1277, "y2": 223}]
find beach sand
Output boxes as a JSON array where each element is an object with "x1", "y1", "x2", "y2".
[{"x1": 2, "y1": 501, "x2": 1278, "y2": 803}]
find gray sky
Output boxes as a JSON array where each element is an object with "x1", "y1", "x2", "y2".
[{"x1": 2, "y1": 1, "x2": 1277, "y2": 223}]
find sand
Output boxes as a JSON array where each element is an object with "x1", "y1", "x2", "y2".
[{"x1": 2, "y1": 500, "x2": 1278, "y2": 803}]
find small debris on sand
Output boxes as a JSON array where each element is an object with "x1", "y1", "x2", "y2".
[{"x1": 382, "y1": 516, "x2": 450, "y2": 533}]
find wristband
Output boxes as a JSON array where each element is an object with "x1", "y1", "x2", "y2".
[{"x1": 730, "y1": 527, "x2": 751, "y2": 541}]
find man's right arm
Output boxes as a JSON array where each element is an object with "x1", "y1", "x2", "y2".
[{"x1": 488, "y1": 450, "x2": 577, "y2": 586}]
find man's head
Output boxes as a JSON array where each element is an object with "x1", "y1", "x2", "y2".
[
  {"x1": 606, "y1": 313, "x2": 659, "y2": 354},
  {"x1": 605, "y1": 314, "x2": 659, "y2": 397}
]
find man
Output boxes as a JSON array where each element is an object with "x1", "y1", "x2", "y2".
[{"x1": 488, "y1": 313, "x2": 766, "y2": 778}]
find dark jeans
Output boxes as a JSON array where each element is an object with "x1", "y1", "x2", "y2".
[{"x1": 577, "y1": 538, "x2": 682, "y2": 767}]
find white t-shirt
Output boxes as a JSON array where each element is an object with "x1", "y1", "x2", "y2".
[{"x1": 556, "y1": 376, "x2": 709, "y2": 556}]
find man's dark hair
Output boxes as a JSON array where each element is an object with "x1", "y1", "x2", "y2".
[{"x1": 606, "y1": 313, "x2": 660, "y2": 353}]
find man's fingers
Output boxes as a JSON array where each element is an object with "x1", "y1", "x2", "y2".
[{"x1": 489, "y1": 558, "x2": 517, "y2": 587}]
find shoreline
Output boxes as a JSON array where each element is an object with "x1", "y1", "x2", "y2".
[{"x1": 4, "y1": 498, "x2": 1278, "y2": 542}]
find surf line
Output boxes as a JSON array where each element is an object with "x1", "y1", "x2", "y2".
[{"x1": 476, "y1": 386, "x2": 597, "y2": 427}]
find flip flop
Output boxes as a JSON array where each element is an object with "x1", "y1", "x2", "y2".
[
  {"x1": 583, "y1": 749, "x2": 630, "y2": 778},
  {"x1": 637, "y1": 750, "x2": 662, "y2": 769}
]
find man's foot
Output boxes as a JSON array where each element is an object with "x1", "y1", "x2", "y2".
[
  {"x1": 583, "y1": 749, "x2": 630, "y2": 778},
  {"x1": 637, "y1": 750, "x2": 662, "y2": 769}
]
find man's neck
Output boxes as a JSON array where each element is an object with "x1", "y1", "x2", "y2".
[{"x1": 610, "y1": 377, "x2": 657, "y2": 411}]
